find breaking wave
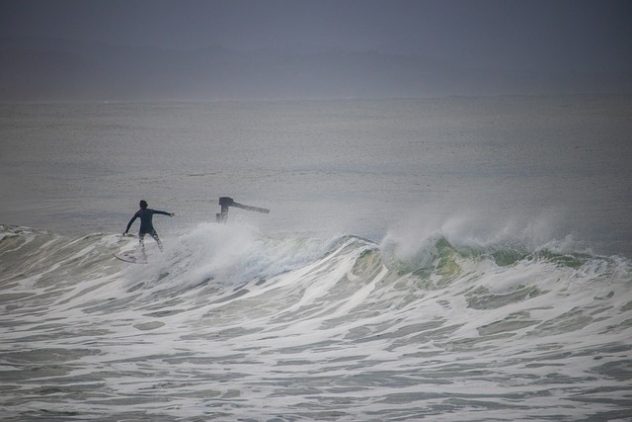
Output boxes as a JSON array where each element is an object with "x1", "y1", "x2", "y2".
[{"x1": 1, "y1": 223, "x2": 631, "y2": 421}]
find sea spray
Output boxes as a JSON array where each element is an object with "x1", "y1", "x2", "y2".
[{"x1": 1, "y1": 224, "x2": 631, "y2": 421}]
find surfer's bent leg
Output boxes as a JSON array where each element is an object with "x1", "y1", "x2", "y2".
[
  {"x1": 139, "y1": 232, "x2": 146, "y2": 253},
  {"x1": 151, "y1": 230, "x2": 163, "y2": 251}
]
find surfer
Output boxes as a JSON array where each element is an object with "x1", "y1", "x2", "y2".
[{"x1": 123, "y1": 200, "x2": 174, "y2": 251}]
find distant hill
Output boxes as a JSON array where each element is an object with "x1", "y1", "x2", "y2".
[{"x1": 1, "y1": 37, "x2": 630, "y2": 101}]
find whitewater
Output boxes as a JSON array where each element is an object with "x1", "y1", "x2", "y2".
[
  {"x1": 1, "y1": 222, "x2": 631, "y2": 421},
  {"x1": 1, "y1": 97, "x2": 632, "y2": 420}
]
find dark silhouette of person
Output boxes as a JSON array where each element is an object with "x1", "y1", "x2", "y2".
[{"x1": 124, "y1": 200, "x2": 174, "y2": 252}]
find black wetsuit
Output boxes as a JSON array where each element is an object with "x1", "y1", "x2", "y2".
[{"x1": 125, "y1": 208, "x2": 171, "y2": 247}]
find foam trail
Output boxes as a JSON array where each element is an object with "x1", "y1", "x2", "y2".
[{"x1": 1, "y1": 224, "x2": 631, "y2": 421}]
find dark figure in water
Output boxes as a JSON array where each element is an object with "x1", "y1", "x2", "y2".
[{"x1": 124, "y1": 200, "x2": 174, "y2": 251}]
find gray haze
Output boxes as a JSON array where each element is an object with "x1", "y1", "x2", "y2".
[{"x1": 1, "y1": 0, "x2": 631, "y2": 99}]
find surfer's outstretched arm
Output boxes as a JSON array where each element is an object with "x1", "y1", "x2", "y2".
[
  {"x1": 154, "y1": 210, "x2": 175, "y2": 217},
  {"x1": 124, "y1": 212, "x2": 139, "y2": 234}
]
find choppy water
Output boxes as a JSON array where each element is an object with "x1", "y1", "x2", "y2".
[
  {"x1": 1, "y1": 96, "x2": 632, "y2": 420},
  {"x1": 1, "y1": 224, "x2": 632, "y2": 421}
]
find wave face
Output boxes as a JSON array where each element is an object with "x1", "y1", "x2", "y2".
[{"x1": 1, "y1": 223, "x2": 632, "y2": 421}]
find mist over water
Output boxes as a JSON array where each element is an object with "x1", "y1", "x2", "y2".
[
  {"x1": 1, "y1": 96, "x2": 631, "y2": 255},
  {"x1": 3, "y1": 1, "x2": 632, "y2": 419},
  {"x1": 1, "y1": 96, "x2": 632, "y2": 420}
]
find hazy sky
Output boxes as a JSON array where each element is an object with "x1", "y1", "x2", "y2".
[
  {"x1": 2, "y1": 0, "x2": 631, "y2": 70},
  {"x1": 1, "y1": 0, "x2": 631, "y2": 99}
]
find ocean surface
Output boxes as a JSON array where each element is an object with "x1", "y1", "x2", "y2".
[{"x1": 1, "y1": 96, "x2": 632, "y2": 420}]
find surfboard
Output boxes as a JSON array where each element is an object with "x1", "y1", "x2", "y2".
[{"x1": 113, "y1": 250, "x2": 148, "y2": 264}]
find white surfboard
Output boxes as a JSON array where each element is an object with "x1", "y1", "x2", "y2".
[{"x1": 113, "y1": 250, "x2": 148, "y2": 264}]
